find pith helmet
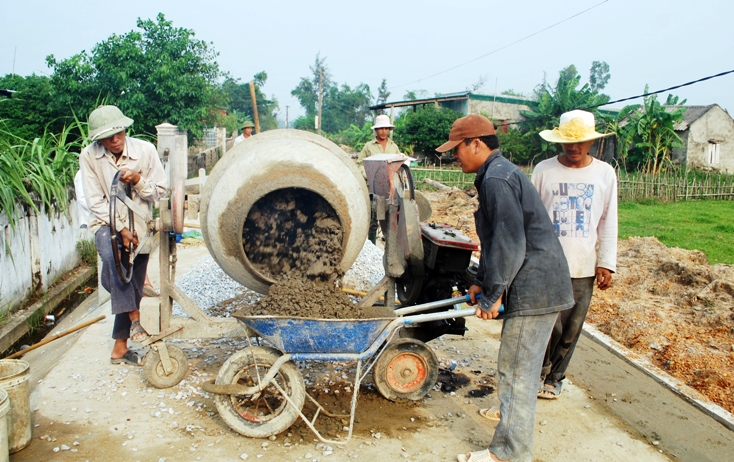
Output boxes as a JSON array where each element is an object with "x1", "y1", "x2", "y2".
[
  {"x1": 88, "y1": 105, "x2": 133, "y2": 141},
  {"x1": 241, "y1": 120, "x2": 255, "y2": 129},
  {"x1": 371, "y1": 114, "x2": 394, "y2": 130}
]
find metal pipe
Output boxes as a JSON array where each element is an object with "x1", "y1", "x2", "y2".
[{"x1": 393, "y1": 295, "x2": 470, "y2": 316}]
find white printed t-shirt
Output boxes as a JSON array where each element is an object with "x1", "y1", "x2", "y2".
[{"x1": 531, "y1": 156, "x2": 618, "y2": 278}]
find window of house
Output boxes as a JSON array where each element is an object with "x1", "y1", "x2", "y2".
[{"x1": 708, "y1": 141, "x2": 720, "y2": 165}]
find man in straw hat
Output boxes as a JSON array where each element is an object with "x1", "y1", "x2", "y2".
[
  {"x1": 79, "y1": 105, "x2": 167, "y2": 366},
  {"x1": 532, "y1": 109, "x2": 617, "y2": 399},
  {"x1": 437, "y1": 114, "x2": 573, "y2": 462},
  {"x1": 357, "y1": 114, "x2": 401, "y2": 243},
  {"x1": 234, "y1": 120, "x2": 256, "y2": 146}
]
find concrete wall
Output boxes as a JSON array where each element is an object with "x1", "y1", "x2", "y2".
[
  {"x1": 468, "y1": 96, "x2": 532, "y2": 122},
  {"x1": 0, "y1": 198, "x2": 90, "y2": 313},
  {"x1": 676, "y1": 106, "x2": 734, "y2": 172}
]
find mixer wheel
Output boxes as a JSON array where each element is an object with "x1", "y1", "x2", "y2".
[
  {"x1": 214, "y1": 347, "x2": 305, "y2": 438},
  {"x1": 143, "y1": 344, "x2": 188, "y2": 389},
  {"x1": 396, "y1": 276, "x2": 423, "y2": 306},
  {"x1": 373, "y1": 338, "x2": 438, "y2": 401}
]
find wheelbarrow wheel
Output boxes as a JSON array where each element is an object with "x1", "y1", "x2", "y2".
[
  {"x1": 143, "y1": 343, "x2": 188, "y2": 389},
  {"x1": 373, "y1": 338, "x2": 438, "y2": 401},
  {"x1": 214, "y1": 346, "x2": 305, "y2": 438}
]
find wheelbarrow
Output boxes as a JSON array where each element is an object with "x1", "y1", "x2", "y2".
[{"x1": 202, "y1": 296, "x2": 481, "y2": 444}]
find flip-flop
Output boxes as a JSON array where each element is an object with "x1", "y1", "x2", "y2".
[
  {"x1": 538, "y1": 380, "x2": 563, "y2": 399},
  {"x1": 130, "y1": 320, "x2": 150, "y2": 342},
  {"x1": 110, "y1": 349, "x2": 142, "y2": 366},
  {"x1": 478, "y1": 407, "x2": 500, "y2": 422},
  {"x1": 457, "y1": 449, "x2": 496, "y2": 462},
  {"x1": 143, "y1": 285, "x2": 159, "y2": 297}
]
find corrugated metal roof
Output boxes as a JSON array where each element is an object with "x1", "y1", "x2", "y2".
[{"x1": 667, "y1": 105, "x2": 716, "y2": 131}]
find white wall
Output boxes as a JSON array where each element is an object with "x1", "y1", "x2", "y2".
[
  {"x1": 683, "y1": 106, "x2": 734, "y2": 172},
  {"x1": 0, "y1": 199, "x2": 90, "y2": 313}
]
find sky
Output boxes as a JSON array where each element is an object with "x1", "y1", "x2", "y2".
[{"x1": 2, "y1": 0, "x2": 733, "y2": 124}]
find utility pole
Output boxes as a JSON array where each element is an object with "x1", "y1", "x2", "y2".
[
  {"x1": 285, "y1": 106, "x2": 289, "y2": 129},
  {"x1": 317, "y1": 70, "x2": 323, "y2": 136},
  {"x1": 13, "y1": 47, "x2": 17, "y2": 76},
  {"x1": 249, "y1": 80, "x2": 261, "y2": 134}
]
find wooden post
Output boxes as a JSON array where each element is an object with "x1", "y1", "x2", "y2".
[{"x1": 249, "y1": 80, "x2": 261, "y2": 134}]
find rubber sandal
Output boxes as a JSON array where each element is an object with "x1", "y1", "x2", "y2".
[
  {"x1": 143, "y1": 285, "x2": 160, "y2": 297},
  {"x1": 457, "y1": 449, "x2": 496, "y2": 462},
  {"x1": 478, "y1": 407, "x2": 500, "y2": 422},
  {"x1": 538, "y1": 380, "x2": 563, "y2": 399},
  {"x1": 130, "y1": 320, "x2": 150, "y2": 342},
  {"x1": 110, "y1": 349, "x2": 142, "y2": 366}
]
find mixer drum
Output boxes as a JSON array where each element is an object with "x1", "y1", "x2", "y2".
[{"x1": 199, "y1": 129, "x2": 370, "y2": 294}]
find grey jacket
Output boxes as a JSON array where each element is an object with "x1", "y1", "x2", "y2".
[{"x1": 473, "y1": 151, "x2": 574, "y2": 318}]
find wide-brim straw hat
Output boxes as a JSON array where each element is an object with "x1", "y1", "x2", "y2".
[
  {"x1": 539, "y1": 110, "x2": 611, "y2": 144},
  {"x1": 371, "y1": 114, "x2": 395, "y2": 130}
]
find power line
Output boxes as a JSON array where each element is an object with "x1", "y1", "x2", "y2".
[
  {"x1": 390, "y1": 0, "x2": 609, "y2": 91},
  {"x1": 594, "y1": 69, "x2": 734, "y2": 108}
]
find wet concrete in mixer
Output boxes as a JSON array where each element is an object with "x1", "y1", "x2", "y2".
[{"x1": 242, "y1": 188, "x2": 344, "y2": 283}]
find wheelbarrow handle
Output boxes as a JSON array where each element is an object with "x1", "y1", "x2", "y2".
[{"x1": 393, "y1": 293, "x2": 504, "y2": 317}]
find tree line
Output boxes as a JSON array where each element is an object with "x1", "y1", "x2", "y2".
[{"x1": 1, "y1": 13, "x2": 690, "y2": 181}]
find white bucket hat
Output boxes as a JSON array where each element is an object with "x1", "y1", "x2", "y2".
[
  {"x1": 539, "y1": 110, "x2": 610, "y2": 144},
  {"x1": 371, "y1": 114, "x2": 395, "y2": 130}
]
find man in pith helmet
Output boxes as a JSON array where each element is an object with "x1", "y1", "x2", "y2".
[
  {"x1": 234, "y1": 120, "x2": 255, "y2": 146},
  {"x1": 357, "y1": 114, "x2": 401, "y2": 243},
  {"x1": 79, "y1": 105, "x2": 167, "y2": 366}
]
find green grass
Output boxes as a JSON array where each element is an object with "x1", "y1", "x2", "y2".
[{"x1": 619, "y1": 200, "x2": 734, "y2": 264}]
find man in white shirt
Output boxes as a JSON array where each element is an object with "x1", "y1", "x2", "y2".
[{"x1": 531, "y1": 109, "x2": 618, "y2": 399}]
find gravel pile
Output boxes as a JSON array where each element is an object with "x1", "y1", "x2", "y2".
[
  {"x1": 172, "y1": 240, "x2": 385, "y2": 318},
  {"x1": 341, "y1": 240, "x2": 385, "y2": 292}
]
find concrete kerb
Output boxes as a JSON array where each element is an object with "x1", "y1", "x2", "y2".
[
  {"x1": 580, "y1": 324, "x2": 734, "y2": 431},
  {"x1": 0, "y1": 267, "x2": 96, "y2": 356}
]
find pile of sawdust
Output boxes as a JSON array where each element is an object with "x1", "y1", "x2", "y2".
[
  {"x1": 588, "y1": 236, "x2": 734, "y2": 412},
  {"x1": 242, "y1": 188, "x2": 344, "y2": 282},
  {"x1": 236, "y1": 276, "x2": 371, "y2": 319}
]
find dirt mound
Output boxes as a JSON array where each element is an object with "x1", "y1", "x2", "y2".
[
  {"x1": 588, "y1": 237, "x2": 734, "y2": 412},
  {"x1": 423, "y1": 189, "x2": 734, "y2": 413},
  {"x1": 422, "y1": 190, "x2": 479, "y2": 245}
]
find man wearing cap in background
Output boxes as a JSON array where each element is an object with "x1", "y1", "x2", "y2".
[
  {"x1": 233, "y1": 120, "x2": 255, "y2": 146},
  {"x1": 80, "y1": 105, "x2": 167, "y2": 366},
  {"x1": 436, "y1": 114, "x2": 573, "y2": 462},
  {"x1": 358, "y1": 114, "x2": 401, "y2": 243},
  {"x1": 532, "y1": 110, "x2": 617, "y2": 400}
]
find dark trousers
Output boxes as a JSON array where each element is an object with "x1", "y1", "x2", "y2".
[
  {"x1": 541, "y1": 277, "x2": 595, "y2": 382},
  {"x1": 95, "y1": 227, "x2": 149, "y2": 340}
]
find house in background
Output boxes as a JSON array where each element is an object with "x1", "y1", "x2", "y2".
[
  {"x1": 669, "y1": 104, "x2": 734, "y2": 172},
  {"x1": 369, "y1": 91, "x2": 535, "y2": 129}
]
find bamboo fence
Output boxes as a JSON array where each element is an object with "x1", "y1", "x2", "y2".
[{"x1": 412, "y1": 167, "x2": 734, "y2": 202}]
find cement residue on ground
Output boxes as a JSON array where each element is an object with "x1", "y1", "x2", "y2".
[
  {"x1": 242, "y1": 188, "x2": 344, "y2": 282},
  {"x1": 235, "y1": 276, "x2": 372, "y2": 319}
]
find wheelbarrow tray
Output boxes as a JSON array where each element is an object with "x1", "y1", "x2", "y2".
[{"x1": 234, "y1": 315, "x2": 395, "y2": 354}]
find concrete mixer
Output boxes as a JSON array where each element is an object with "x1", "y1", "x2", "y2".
[{"x1": 132, "y1": 129, "x2": 478, "y2": 393}]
